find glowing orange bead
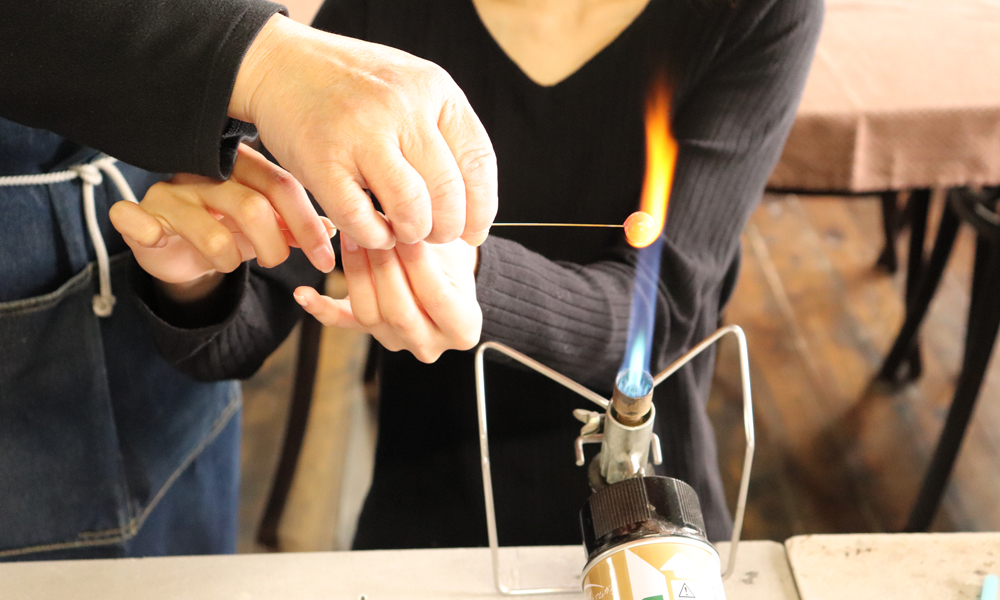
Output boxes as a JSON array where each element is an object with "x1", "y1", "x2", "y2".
[{"x1": 624, "y1": 211, "x2": 657, "y2": 248}]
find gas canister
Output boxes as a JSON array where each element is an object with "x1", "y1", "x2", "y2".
[{"x1": 580, "y1": 476, "x2": 726, "y2": 600}]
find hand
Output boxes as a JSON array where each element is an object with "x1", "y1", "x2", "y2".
[
  {"x1": 294, "y1": 236, "x2": 481, "y2": 363},
  {"x1": 110, "y1": 144, "x2": 336, "y2": 303},
  {"x1": 230, "y1": 15, "x2": 498, "y2": 250}
]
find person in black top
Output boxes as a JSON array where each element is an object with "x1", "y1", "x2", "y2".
[{"x1": 121, "y1": 0, "x2": 823, "y2": 547}]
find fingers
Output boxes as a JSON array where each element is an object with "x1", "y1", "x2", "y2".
[
  {"x1": 355, "y1": 142, "x2": 431, "y2": 245},
  {"x1": 139, "y1": 147, "x2": 339, "y2": 275},
  {"x1": 339, "y1": 234, "x2": 381, "y2": 328},
  {"x1": 438, "y1": 98, "x2": 498, "y2": 246},
  {"x1": 317, "y1": 169, "x2": 396, "y2": 250},
  {"x1": 230, "y1": 232, "x2": 263, "y2": 263},
  {"x1": 340, "y1": 234, "x2": 441, "y2": 362},
  {"x1": 272, "y1": 214, "x2": 336, "y2": 249},
  {"x1": 367, "y1": 246, "x2": 436, "y2": 349},
  {"x1": 156, "y1": 196, "x2": 244, "y2": 273},
  {"x1": 396, "y1": 242, "x2": 481, "y2": 350},
  {"x1": 293, "y1": 286, "x2": 359, "y2": 329},
  {"x1": 233, "y1": 145, "x2": 335, "y2": 271},
  {"x1": 201, "y1": 184, "x2": 288, "y2": 268},
  {"x1": 109, "y1": 201, "x2": 168, "y2": 248},
  {"x1": 400, "y1": 120, "x2": 466, "y2": 244}
]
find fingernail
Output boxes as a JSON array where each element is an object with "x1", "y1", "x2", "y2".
[
  {"x1": 320, "y1": 217, "x2": 337, "y2": 237},
  {"x1": 342, "y1": 234, "x2": 358, "y2": 253},
  {"x1": 318, "y1": 244, "x2": 336, "y2": 273},
  {"x1": 293, "y1": 292, "x2": 308, "y2": 306},
  {"x1": 464, "y1": 228, "x2": 491, "y2": 246}
]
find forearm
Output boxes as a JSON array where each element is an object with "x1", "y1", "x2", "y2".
[
  {"x1": 0, "y1": 0, "x2": 283, "y2": 178},
  {"x1": 476, "y1": 237, "x2": 712, "y2": 392}
]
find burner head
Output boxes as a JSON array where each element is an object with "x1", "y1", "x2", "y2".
[{"x1": 613, "y1": 370, "x2": 653, "y2": 426}]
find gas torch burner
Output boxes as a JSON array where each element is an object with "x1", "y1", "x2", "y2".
[
  {"x1": 573, "y1": 369, "x2": 663, "y2": 491},
  {"x1": 474, "y1": 325, "x2": 755, "y2": 598}
]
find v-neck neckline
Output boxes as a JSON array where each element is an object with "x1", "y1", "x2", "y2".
[{"x1": 464, "y1": 0, "x2": 657, "y2": 91}]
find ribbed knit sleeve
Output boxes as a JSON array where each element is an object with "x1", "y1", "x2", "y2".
[
  {"x1": 129, "y1": 251, "x2": 322, "y2": 381},
  {"x1": 0, "y1": 0, "x2": 285, "y2": 179},
  {"x1": 476, "y1": 0, "x2": 823, "y2": 390},
  {"x1": 477, "y1": 237, "x2": 633, "y2": 386}
]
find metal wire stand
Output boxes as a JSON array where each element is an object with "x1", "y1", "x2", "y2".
[{"x1": 474, "y1": 325, "x2": 756, "y2": 595}]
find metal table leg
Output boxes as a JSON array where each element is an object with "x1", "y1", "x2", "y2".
[
  {"x1": 901, "y1": 189, "x2": 931, "y2": 380},
  {"x1": 877, "y1": 196, "x2": 961, "y2": 383},
  {"x1": 905, "y1": 236, "x2": 1000, "y2": 531},
  {"x1": 877, "y1": 191, "x2": 901, "y2": 272}
]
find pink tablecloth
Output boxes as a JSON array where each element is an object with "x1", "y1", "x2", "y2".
[{"x1": 768, "y1": 0, "x2": 1000, "y2": 193}]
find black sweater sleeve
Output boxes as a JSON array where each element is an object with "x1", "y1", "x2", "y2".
[
  {"x1": 130, "y1": 250, "x2": 323, "y2": 381},
  {"x1": 0, "y1": 0, "x2": 284, "y2": 179},
  {"x1": 474, "y1": 0, "x2": 823, "y2": 389}
]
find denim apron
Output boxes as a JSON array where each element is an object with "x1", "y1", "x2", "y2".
[{"x1": 0, "y1": 118, "x2": 241, "y2": 560}]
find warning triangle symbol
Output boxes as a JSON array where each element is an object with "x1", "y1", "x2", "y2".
[{"x1": 677, "y1": 583, "x2": 696, "y2": 598}]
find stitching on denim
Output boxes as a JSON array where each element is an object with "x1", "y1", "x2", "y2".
[
  {"x1": 0, "y1": 386, "x2": 241, "y2": 558},
  {"x1": 86, "y1": 385, "x2": 242, "y2": 540},
  {"x1": 0, "y1": 264, "x2": 94, "y2": 316},
  {"x1": 0, "y1": 252, "x2": 132, "y2": 316}
]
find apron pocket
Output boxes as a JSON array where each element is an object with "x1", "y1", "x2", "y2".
[{"x1": 0, "y1": 263, "x2": 130, "y2": 556}]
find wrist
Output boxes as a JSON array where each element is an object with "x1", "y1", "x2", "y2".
[
  {"x1": 229, "y1": 13, "x2": 292, "y2": 123},
  {"x1": 156, "y1": 271, "x2": 225, "y2": 305}
]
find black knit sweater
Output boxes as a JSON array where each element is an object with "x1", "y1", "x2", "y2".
[{"x1": 0, "y1": 0, "x2": 283, "y2": 179}]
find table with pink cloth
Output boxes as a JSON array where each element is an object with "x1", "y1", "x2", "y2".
[
  {"x1": 768, "y1": 0, "x2": 1000, "y2": 533},
  {"x1": 770, "y1": 0, "x2": 1000, "y2": 195}
]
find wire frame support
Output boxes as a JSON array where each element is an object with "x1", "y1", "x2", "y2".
[{"x1": 474, "y1": 324, "x2": 755, "y2": 595}]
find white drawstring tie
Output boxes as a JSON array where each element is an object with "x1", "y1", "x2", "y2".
[{"x1": 0, "y1": 156, "x2": 139, "y2": 317}]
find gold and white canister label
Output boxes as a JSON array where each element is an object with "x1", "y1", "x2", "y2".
[{"x1": 582, "y1": 538, "x2": 726, "y2": 600}]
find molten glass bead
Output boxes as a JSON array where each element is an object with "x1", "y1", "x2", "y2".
[{"x1": 624, "y1": 211, "x2": 657, "y2": 247}]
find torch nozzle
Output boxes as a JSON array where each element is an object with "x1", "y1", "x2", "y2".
[{"x1": 612, "y1": 369, "x2": 654, "y2": 426}]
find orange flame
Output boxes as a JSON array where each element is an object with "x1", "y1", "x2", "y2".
[{"x1": 629, "y1": 77, "x2": 677, "y2": 248}]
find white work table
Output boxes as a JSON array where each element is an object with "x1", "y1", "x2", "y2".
[
  {"x1": 6, "y1": 534, "x2": 997, "y2": 599},
  {"x1": 0, "y1": 541, "x2": 795, "y2": 600},
  {"x1": 786, "y1": 532, "x2": 1000, "y2": 599}
]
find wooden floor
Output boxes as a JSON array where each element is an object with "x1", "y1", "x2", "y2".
[
  {"x1": 238, "y1": 325, "x2": 298, "y2": 552},
  {"x1": 711, "y1": 192, "x2": 1000, "y2": 540},
  {"x1": 239, "y1": 192, "x2": 1000, "y2": 550}
]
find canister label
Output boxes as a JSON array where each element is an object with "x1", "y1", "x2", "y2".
[{"x1": 581, "y1": 538, "x2": 726, "y2": 600}]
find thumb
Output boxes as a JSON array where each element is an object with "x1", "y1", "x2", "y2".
[{"x1": 293, "y1": 286, "x2": 361, "y2": 329}]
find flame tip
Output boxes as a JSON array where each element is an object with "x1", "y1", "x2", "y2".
[{"x1": 637, "y1": 79, "x2": 676, "y2": 244}]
